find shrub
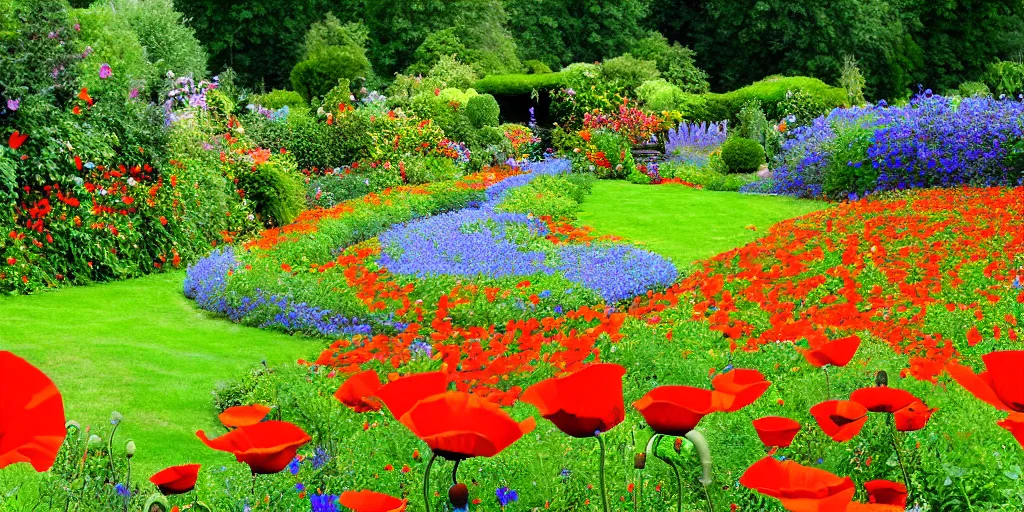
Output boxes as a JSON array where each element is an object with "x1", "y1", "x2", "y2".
[
  {"x1": 720, "y1": 137, "x2": 766, "y2": 173},
  {"x1": 317, "y1": 78, "x2": 352, "y2": 113},
  {"x1": 700, "y1": 76, "x2": 848, "y2": 124},
  {"x1": 74, "y1": 4, "x2": 153, "y2": 93},
  {"x1": 957, "y1": 81, "x2": 992, "y2": 98},
  {"x1": 571, "y1": 130, "x2": 635, "y2": 179},
  {"x1": 302, "y1": 14, "x2": 368, "y2": 56},
  {"x1": 839, "y1": 55, "x2": 866, "y2": 106},
  {"x1": 465, "y1": 93, "x2": 500, "y2": 128},
  {"x1": 406, "y1": 28, "x2": 469, "y2": 76},
  {"x1": 630, "y1": 32, "x2": 709, "y2": 93},
  {"x1": 403, "y1": 156, "x2": 463, "y2": 185},
  {"x1": 252, "y1": 89, "x2": 306, "y2": 109},
  {"x1": 109, "y1": 0, "x2": 207, "y2": 89},
  {"x1": 236, "y1": 153, "x2": 306, "y2": 226},
  {"x1": 523, "y1": 59, "x2": 552, "y2": 74},
  {"x1": 290, "y1": 46, "x2": 370, "y2": 102},
  {"x1": 426, "y1": 54, "x2": 478, "y2": 90},
  {"x1": 473, "y1": 72, "x2": 568, "y2": 96},
  {"x1": 600, "y1": 53, "x2": 659, "y2": 93},
  {"x1": 983, "y1": 60, "x2": 1024, "y2": 96}
]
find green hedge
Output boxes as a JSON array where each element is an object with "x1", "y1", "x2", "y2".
[
  {"x1": 698, "y1": 76, "x2": 847, "y2": 123},
  {"x1": 473, "y1": 72, "x2": 568, "y2": 96}
]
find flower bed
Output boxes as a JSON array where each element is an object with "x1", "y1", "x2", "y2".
[
  {"x1": 185, "y1": 159, "x2": 677, "y2": 339},
  {"x1": 756, "y1": 93, "x2": 1024, "y2": 198}
]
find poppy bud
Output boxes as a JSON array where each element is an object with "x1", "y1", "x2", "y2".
[
  {"x1": 143, "y1": 493, "x2": 171, "y2": 512},
  {"x1": 87, "y1": 434, "x2": 103, "y2": 449},
  {"x1": 65, "y1": 420, "x2": 80, "y2": 431},
  {"x1": 110, "y1": 411, "x2": 123, "y2": 425},
  {"x1": 673, "y1": 437, "x2": 682, "y2": 453},
  {"x1": 634, "y1": 453, "x2": 646, "y2": 469},
  {"x1": 448, "y1": 483, "x2": 469, "y2": 508},
  {"x1": 125, "y1": 440, "x2": 136, "y2": 458},
  {"x1": 875, "y1": 370, "x2": 889, "y2": 387}
]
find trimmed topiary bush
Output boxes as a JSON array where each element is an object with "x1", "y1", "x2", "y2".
[
  {"x1": 700, "y1": 76, "x2": 847, "y2": 124},
  {"x1": 473, "y1": 72, "x2": 568, "y2": 96},
  {"x1": 600, "y1": 53, "x2": 659, "y2": 92},
  {"x1": 523, "y1": 59, "x2": 553, "y2": 74},
  {"x1": 466, "y1": 93, "x2": 500, "y2": 128},
  {"x1": 720, "y1": 137, "x2": 766, "y2": 173},
  {"x1": 290, "y1": 46, "x2": 370, "y2": 102}
]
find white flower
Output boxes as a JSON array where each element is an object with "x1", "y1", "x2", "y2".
[{"x1": 127, "y1": 177, "x2": 137, "y2": 187}]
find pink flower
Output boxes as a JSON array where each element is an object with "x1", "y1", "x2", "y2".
[
  {"x1": 99, "y1": 63, "x2": 112, "y2": 79},
  {"x1": 129, "y1": 88, "x2": 139, "y2": 99}
]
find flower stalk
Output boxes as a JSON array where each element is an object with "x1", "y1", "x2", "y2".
[{"x1": 423, "y1": 453, "x2": 437, "y2": 512}]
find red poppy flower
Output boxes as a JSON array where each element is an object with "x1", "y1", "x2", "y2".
[
  {"x1": 802, "y1": 336, "x2": 861, "y2": 367},
  {"x1": 78, "y1": 88, "x2": 93, "y2": 105},
  {"x1": 863, "y1": 479, "x2": 907, "y2": 506},
  {"x1": 339, "y1": 490, "x2": 408, "y2": 511},
  {"x1": 334, "y1": 370, "x2": 383, "y2": 412},
  {"x1": 740, "y1": 457, "x2": 855, "y2": 512},
  {"x1": 998, "y1": 412, "x2": 1024, "y2": 448},
  {"x1": 711, "y1": 368, "x2": 770, "y2": 411},
  {"x1": 8, "y1": 131, "x2": 28, "y2": 150},
  {"x1": 850, "y1": 387, "x2": 919, "y2": 413},
  {"x1": 520, "y1": 363, "x2": 626, "y2": 437},
  {"x1": 398, "y1": 391, "x2": 534, "y2": 460},
  {"x1": 196, "y1": 420, "x2": 310, "y2": 474},
  {"x1": 946, "y1": 351, "x2": 1024, "y2": 412},
  {"x1": 894, "y1": 400, "x2": 935, "y2": 432},
  {"x1": 633, "y1": 386, "x2": 732, "y2": 436},
  {"x1": 752, "y1": 416, "x2": 802, "y2": 448},
  {"x1": 149, "y1": 464, "x2": 200, "y2": 495},
  {"x1": 376, "y1": 371, "x2": 448, "y2": 421},
  {"x1": 809, "y1": 400, "x2": 868, "y2": 442},
  {"x1": 0, "y1": 351, "x2": 66, "y2": 472},
  {"x1": 218, "y1": 404, "x2": 271, "y2": 428}
]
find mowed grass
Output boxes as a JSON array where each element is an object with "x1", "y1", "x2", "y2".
[
  {"x1": 578, "y1": 181, "x2": 827, "y2": 269},
  {"x1": 0, "y1": 183, "x2": 823, "y2": 479},
  {"x1": 0, "y1": 272, "x2": 317, "y2": 474}
]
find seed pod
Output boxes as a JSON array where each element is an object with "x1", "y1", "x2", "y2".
[
  {"x1": 125, "y1": 440, "x2": 136, "y2": 458},
  {"x1": 634, "y1": 453, "x2": 646, "y2": 469},
  {"x1": 875, "y1": 370, "x2": 889, "y2": 387},
  {"x1": 448, "y1": 483, "x2": 469, "y2": 508}
]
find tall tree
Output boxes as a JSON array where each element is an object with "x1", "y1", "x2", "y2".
[
  {"x1": 505, "y1": 0, "x2": 652, "y2": 69},
  {"x1": 646, "y1": 0, "x2": 921, "y2": 99},
  {"x1": 173, "y1": 0, "x2": 364, "y2": 89}
]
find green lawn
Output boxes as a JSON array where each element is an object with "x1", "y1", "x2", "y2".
[
  {"x1": 0, "y1": 183, "x2": 823, "y2": 478},
  {"x1": 578, "y1": 181, "x2": 827, "y2": 269},
  {"x1": 0, "y1": 272, "x2": 317, "y2": 474}
]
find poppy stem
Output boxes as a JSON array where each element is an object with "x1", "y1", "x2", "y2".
[
  {"x1": 423, "y1": 453, "x2": 437, "y2": 512},
  {"x1": 596, "y1": 432, "x2": 610, "y2": 512},
  {"x1": 670, "y1": 460, "x2": 683, "y2": 512},
  {"x1": 451, "y1": 459, "x2": 461, "y2": 485},
  {"x1": 123, "y1": 460, "x2": 131, "y2": 512},
  {"x1": 823, "y1": 366, "x2": 831, "y2": 400},
  {"x1": 890, "y1": 425, "x2": 911, "y2": 498}
]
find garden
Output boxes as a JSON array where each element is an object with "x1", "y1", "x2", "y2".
[{"x1": 1, "y1": 0, "x2": 1024, "y2": 511}]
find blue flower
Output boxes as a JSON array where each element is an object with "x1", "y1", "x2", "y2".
[
  {"x1": 287, "y1": 456, "x2": 301, "y2": 475},
  {"x1": 114, "y1": 483, "x2": 129, "y2": 497},
  {"x1": 496, "y1": 486, "x2": 519, "y2": 507},
  {"x1": 310, "y1": 493, "x2": 341, "y2": 512}
]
